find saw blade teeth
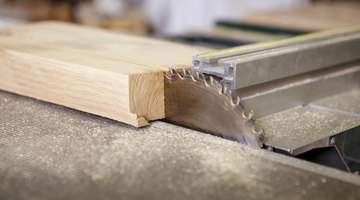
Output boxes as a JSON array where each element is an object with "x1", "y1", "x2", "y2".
[
  {"x1": 164, "y1": 75, "x2": 172, "y2": 81},
  {"x1": 169, "y1": 68, "x2": 178, "y2": 76},
  {"x1": 194, "y1": 71, "x2": 201, "y2": 80},
  {"x1": 230, "y1": 97, "x2": 238, "y2": 107},
  {"x1": 236, "y1": 96, "x2": 245, "y2": 109},
  {"x1": 183, "y1": 68, "x2": 191, "y2": 76},
  {"x1": 231, "y1": 96, "x2": 245, "y2": 111},
  {"x1": 209, "y1": 76, "x2": 215, "y2": 85},
  {"x1": 221, "y1": 85, "x2": 227, "y2": 95},
  {"x1": 210, "y1": 76, "x2": 217, "y2": 88},
  {"x1": 164, "y1": 72, "x2": 172, "y2": 80},
  {"x1": 200, "y1": 74, "x2": 210, "y2": 86},
  {"x1": 169, "y1": 68, "x2": 184, "y2": 79},
  {"x1": 210, "y1": 76, "x2": 222, "y2": 94},
  {"x1": 241, "y1": 110, "x2": 248, "y2": 119},
  {"x1": 223, "y1": 84, "x2": 232, "y2": 97},
  {"x1": 183, "y1": 68, "x2": 197, "y2": 82},
  {"x1": 253, "y1": 127, "x2": 265, "y2": 142},
  {"x1": 246, "y1": 110, "x2": 256, "y2": 124},
  {"x1": 209, "y1": 76, "x2": 222, "y2": 93},
  {"x1": 230, "y1": 98, "x2": 235, "y2": 107}
]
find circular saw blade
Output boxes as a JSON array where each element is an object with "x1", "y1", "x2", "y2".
[{"x1": 164, "y1": 69, "x2": 264, "y2": 148}]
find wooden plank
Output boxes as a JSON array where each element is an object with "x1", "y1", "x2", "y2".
[{"x1": 0, "y1": 21, "x2": 207, "y2": 127}]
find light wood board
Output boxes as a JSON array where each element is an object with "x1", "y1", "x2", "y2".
[{"x1": 0, "y1": 21, "x2": 208, "y2": 127}]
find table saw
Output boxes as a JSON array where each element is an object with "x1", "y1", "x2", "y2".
[
  {"x1": 165, "y1": 26, "x2": 360, "y2": 172},
  {"x1": 0, "y1": 23, "x2": 360, "y2": 199}
]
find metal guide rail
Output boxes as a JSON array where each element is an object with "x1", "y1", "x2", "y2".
[{"x1": 193, "y1": 25, "x2": 360, "y2": 89}]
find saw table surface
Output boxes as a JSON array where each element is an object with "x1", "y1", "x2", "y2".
[
  {"x1": 261, "y1": 89, "x2": 360, "y2": 155},
  {"x1": 0, "y1": 90, "x2": 360, "y2": 199}
]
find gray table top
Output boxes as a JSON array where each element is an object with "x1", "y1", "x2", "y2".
[{"x1": 0, "y1": 90, "x2": 359, "y2": 200}]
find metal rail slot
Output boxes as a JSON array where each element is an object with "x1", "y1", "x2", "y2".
[
  {"x1": 221, "y1": 32, "x2": 360, "y2": 88},
  {"x1": 193, "y1": 26, "x2": 360, "y2": 90}
]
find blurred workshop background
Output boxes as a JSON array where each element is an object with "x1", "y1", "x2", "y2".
[{"x1": 1, "y1": 0, "x2": 360, "y2": 49}]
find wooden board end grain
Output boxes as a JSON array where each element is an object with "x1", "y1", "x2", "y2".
[{"x1": 0, "y1": 21, "x2": 208, "y2": 127}]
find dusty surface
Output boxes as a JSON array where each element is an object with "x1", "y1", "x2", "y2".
[{"x1": 0, "y1": 90, "x2": 359, "y2": 200}]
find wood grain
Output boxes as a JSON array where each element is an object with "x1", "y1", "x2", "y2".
[{"x1": 0, "y1": 21, "x2": 207, "y2": 127}]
